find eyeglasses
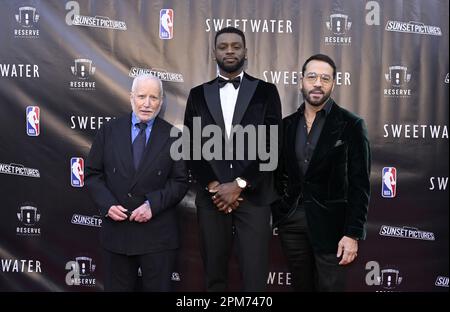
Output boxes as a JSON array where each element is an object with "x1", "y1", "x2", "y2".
[{"x1": 303, "y1": 72, "x2": 333, "y2": 85}]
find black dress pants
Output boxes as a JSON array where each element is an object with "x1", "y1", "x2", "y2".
[
  {"x1": 103, "y1": 249, "x2": 176, "y2": 291},
  {"x1": 278, "y1": 208, "x2": 347, "y2": 291},
  {"x1": 196, "y1": 190, "x2": 271, "y2": 291}
]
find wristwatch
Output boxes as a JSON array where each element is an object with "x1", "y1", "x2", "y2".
[{"x1": 235, "y1": 177, "x2": 247, "y2": 189}]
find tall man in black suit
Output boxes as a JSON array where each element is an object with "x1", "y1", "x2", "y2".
[
  {"x1": 85, "y1": 74, "x2": 188, "y2": 291},
  {"x1": 184, "y1": 27, "x2": 282, "y2": 291},
  {"x1": 272, "y1": 54, "x2": 371, "y2": 291}
]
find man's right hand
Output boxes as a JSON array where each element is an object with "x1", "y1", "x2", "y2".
[
  {"x1": 208, "y1": 181, "x2": 242, "y2": 214},
  {"x1": 207, "y1": 181, "x2": 220, "y2": 193},
  {"x1": 107, "y1": 205, "x2": 128, "y2": 221}
]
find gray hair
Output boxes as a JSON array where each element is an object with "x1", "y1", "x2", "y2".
[{"x1": 131, "y1": 74, "x2": 163, "y2": 98}]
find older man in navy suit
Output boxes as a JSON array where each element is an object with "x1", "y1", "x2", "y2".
[{"x1": 86, "y1": 74, "x2": 188, "y2": 291}]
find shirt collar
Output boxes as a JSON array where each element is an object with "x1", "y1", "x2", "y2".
[
  {"x1": 299, "y1": 98, "x2": 333, "y2": 116},
  {"x1": 131, "y1": 112, "x2": 155, "y2": 128},
  {"x1": 218, "y1": 71, "x2": 244, "y2": 81}
]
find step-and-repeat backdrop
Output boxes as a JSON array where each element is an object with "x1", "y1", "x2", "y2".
[{"x1": 0, "y1": 0, "x2": 448, "y2": 291}]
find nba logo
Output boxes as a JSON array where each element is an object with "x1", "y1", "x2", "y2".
[
  {"x1": 71, "y1": 157, "x2": 84, "y2": 187},
  {"x1": 382, "y1": 167, "x2": 397, "y2": 198},
  {"x1": 26, "y1": 106, "x2": 40, "y2": 136},
  {"x1": 159, "y1": 9, "x2": 173, "y2": 39}
]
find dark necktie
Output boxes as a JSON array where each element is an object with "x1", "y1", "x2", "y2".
[
  {"x1": 218, "y1": 76, "x2": 241, "y2": 89},
  {"x1": 133, "y1": 122, "x2": 147, "y2": 169}
]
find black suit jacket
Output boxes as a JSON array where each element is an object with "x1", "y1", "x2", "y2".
[
  {"x1": 85, "y1": 114, "x2": 188, "y2": 255},
  {"x1": 273, "y1": 100, "x2": 371, "y2": 252},
  {"x1": 184, "y1": 73, "x2": 282, "y2": 205}
]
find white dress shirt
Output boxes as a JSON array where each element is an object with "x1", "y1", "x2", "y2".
[{"x1": 219, "y1": 71, "x2": 244, "y2": 138}]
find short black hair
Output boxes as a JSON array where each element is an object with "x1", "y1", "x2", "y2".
[
  {"x1": 214, "y1": 27, "x2": 246, "y2": 48},
  {"x1": 302, "y1": 54, "x2": 337, "y2": 79}
]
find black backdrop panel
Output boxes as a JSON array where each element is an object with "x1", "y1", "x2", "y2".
[{"x1": 0, "y1": 0, "x2": 448, "y2": 291}]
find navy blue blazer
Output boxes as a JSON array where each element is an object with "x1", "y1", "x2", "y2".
[{"x1": 85, "y1": 114, "x2": 188, "y2": 255}]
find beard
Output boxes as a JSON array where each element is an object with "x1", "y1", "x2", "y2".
[
  {"x1": 217, "y1": 57, "x2": 245, "y2": 74},
  {"x1": 301, "y1": 87, "x2": 332, "y2": 107}
]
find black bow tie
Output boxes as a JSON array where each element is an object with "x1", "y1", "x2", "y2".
[{"x1": 218, "y1": 76, "x2": 241, "y2": 89}]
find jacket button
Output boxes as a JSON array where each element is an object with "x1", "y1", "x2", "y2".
[
  {"x1": 127, "y1": 193, "x2": 132, "y2": 198},
  {"x1": 157, "y1": 170, "x2": 162, "y2": 175}
]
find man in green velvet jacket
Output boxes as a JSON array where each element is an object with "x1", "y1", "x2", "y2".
[{"x1": 272, "y1": 54, "x2": 371, "y2": 291}]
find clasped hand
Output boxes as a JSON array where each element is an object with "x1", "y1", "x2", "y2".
[
  {"x1": 208, "y1": 181, "x2": 243, "y2": 214},
  {"x1": 107, "y1": 202, "x2": 152, "y2": 222}
]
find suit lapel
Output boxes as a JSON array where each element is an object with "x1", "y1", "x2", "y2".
[
  {"x1": 204, "y1": 79, "x2": 226, "y2": 136},
  {"x1": 115, "y1": 115, "x2": 135, "y2": 175},
  {"x1": 232, "y1": 73, "x2": 258, "y2": 126},
  {"x1": 306, "y1": 102, "x2": 346, "y2": 176},
  {"x1": 286, "y1": 112, "x2": 302, "y2": 181},
  {"x1": 130, "y1": 117, "x2": 169, "y2": 188},
  {"x1": 204, "y1": 74, "x2": 258, "y2": 140}
]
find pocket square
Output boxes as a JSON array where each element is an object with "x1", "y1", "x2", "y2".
[{"x1": 334, "y1": 139, "x2": 344, "y2": 147}]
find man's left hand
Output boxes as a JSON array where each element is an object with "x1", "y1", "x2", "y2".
[
  {"x1": 129, "y1": 202, "x2": 152, "y2": 223},
  {"x1": 212, "y1": 182, "x2": 242, "y2": 213},
  {"x1": 336, "y1": 236, "x2": 358, "y2": 265}
]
